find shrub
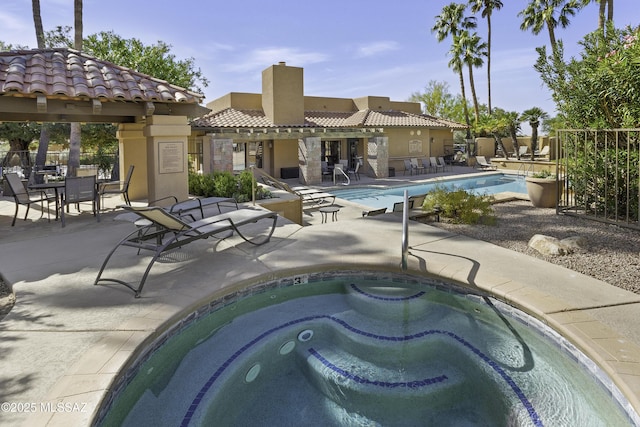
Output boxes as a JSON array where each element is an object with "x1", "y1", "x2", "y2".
[
  {"x1": 423, "y1": 186, "x2": 496, "y2": 225},
  {"x1": 188, "y1": 170, "x2": 272, "y2": 202}
]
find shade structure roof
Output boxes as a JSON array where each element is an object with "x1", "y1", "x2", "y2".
[{"x1": 0, "y1": 48, "x2": 208, "y2": 123}]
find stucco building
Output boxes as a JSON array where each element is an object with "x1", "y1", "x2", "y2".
[{"x1": 190, "y1": 62, "x2": 466, "y2": 184}]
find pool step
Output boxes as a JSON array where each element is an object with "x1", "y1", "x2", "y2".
[{"x1": 298, "y1": 342, "x2": 488, "y2": 421}]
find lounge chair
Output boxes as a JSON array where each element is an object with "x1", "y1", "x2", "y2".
[
  {"x1": 150, "y1": 195, "x2": 238, "y2": 219},
  {"x1": 279, "y1": 182, "x2": 336, "y2": 205},
  {"x1": 511, "y1": 145, "x2": 529, "y2": 158},
  {"x1": 362, "y1": 207, "x2": 387, "y2": 217},
  {"x1": 534, "y1": 145, "x2": 550, "y2": 158},
  {"x1": 5, "y1": 172, "x2": 55, "y2": 226},
  {"x1": 94, "y1": 206, "x2": 278, "y2": 297},
  {"x1": 475, "y1": 156, "x2": 498, "y2": 171}
]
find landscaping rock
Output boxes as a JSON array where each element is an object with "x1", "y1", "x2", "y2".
[{"x1": 528, "y1": 234, "x2": 586, "y2": 256}]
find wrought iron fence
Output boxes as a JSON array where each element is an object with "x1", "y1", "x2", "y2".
[{"x1": 557, "y1": 129, "x2": 640, "y2": 230}]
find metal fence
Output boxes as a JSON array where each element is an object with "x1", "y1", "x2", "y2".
[{"x1": 557, "y1": 129, "x2": 640, "y2": 230}]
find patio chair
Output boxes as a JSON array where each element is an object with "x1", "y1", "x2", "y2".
[
  {"x1": 475, "y1": 156, "x2": 498, "y2": 171},
  {"x1": 421, "y1": 158, "x2": 431, "y2": 173},
  {"x1": 99, "y1": 165, "x2": 134, "y2": 208},
  {"x1": 430, "y1": 157, "x2": 445, "y2": 173},
  {"x1": 347, "y1": 161, "x2": 361, "y2": 181},
  {"x1": 411, "y1": 158, "x2": 425, "y2": 174},
  {"x1": 5, "y1": 172, "x2": 55, "y2": 226},
  {"x1": 438, "y1": 156, "x2": 451, "y2": 172},
  {"x1": 94, "y1": 205, "x2": 279, "y2": 297},
  {"x1": 61, "y1": 175, "x2": 100, "y2": 227},
  {"x1": 403, "y1": 159, "x2": 413, "y2": 175}
]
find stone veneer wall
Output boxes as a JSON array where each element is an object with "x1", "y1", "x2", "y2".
[
  {"x1": 367, "y1": 136, "x2": 389, "y2": 178},
  {"x1": 298, "y1": 136, "x2": 321, "y2": 185},
  {"x1": 209, "y1": 137, "x2": 234, "y2": 173}
]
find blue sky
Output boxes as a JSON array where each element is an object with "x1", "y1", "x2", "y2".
[{"x1": 2, "y1": 0, "x2": 639, "y2": 123}]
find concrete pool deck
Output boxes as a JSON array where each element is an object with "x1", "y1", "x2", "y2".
[{"x1": 1, "y1": 173, "x2": 639, "y2": 426}]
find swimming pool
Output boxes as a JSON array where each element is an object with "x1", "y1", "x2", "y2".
[
  {"x1": 97, "y1": 272, "x2": 637, "y2": 427},
  {"x1": 333, "y1": 173, "x2": 526, "y2": 210}
]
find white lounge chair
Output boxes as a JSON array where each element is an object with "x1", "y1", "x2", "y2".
[{"x1": 475, "y1": 156, "x2": 498, "y2": 171}]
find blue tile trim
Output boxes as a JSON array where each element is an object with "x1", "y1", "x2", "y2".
[
  {"x1": 349, "y1": 283, "x2": 426, "y2": 301},
  {"x1": 180, "y1": 315, "x2": 543, "y2": 427},
  {"x1": 308, "y1": 348, "x2": 448, "y2": 388}
]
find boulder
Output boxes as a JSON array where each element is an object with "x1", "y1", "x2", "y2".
[{"x1": 528, "y1": 234, "x2": 587, "y2": 256}]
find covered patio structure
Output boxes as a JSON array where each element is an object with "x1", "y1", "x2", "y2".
[{"x1": 0, "y1": 48, "x2": 208, "y2": 204}]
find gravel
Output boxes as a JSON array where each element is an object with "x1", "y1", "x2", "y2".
[{"x1": 432, "y1": 200, "x2": 640, "y2": 294}]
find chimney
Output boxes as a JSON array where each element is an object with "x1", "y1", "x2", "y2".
[{"x1": 262, "y1": 62, "x2": 304, "y2": 126}]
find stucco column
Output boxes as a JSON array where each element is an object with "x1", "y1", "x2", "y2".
[
  {"x1": 298, "y1": 136, "x2": 321, "y2": 185},
  {"x1": 208, "y1": 136, "x2": 234, "y2": 173},
  {"x1": 144, "y1": 115, "x2": 191, "y2": 203},
  {"x1": 367, "y1": 136, "x2": 389, "y2": 178},
  {"x1": 116, "y1": 122, "x2": 147, "y2": 201}
]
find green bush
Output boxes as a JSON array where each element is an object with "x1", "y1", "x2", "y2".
[
  {"x1": 423, "y1": 186, "x2": 496, "y2": 225},
  {"x1": 188, "y1": 170, "x2": 272, "y2": 202}
]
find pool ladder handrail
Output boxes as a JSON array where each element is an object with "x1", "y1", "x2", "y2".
[
  {"x1": 517, "y1": 162, "x2": 535, "y2": 177},
  {"x1": 333, "y1": 165, "x2": 351, "y2": 186},
  {"x1": 401, "y1": 190, "x2": 409, "y2": 270}
]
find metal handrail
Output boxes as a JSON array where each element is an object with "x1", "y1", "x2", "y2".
[{"x1": 401, "y1": 190, "x2": 408, "y2": 270}]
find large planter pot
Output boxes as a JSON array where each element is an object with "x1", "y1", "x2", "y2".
[{"x1": 525, "y1": 177, "x2": 560, "y2": 208}]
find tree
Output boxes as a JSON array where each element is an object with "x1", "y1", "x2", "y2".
[
  {"x1": 521, "y1": 107, "x2": 549, "y2": 160},
  {"x1": 536, "y1": 25, "x2": 640, "y2": 128},
  {"x1": 84, "y1": 31, "x2": 208, "y2": 94},
  {"x1": 66, "y1": 0, "x2": 83, "y2": 177},
  {"x1": 475, "y1": 111, "x2": 510, "y2": 159},
  {"x1": 468, "y1": 0, "x2": 503, "y2": 115},
  {"x1": 32, "y1": 0, "x2": 51, "y2": 181},
  {"x1": 432, "y1": 3, "x2": 477, "y2": 137},
  {"x1": 408, "y1": 80, "x2": 456, "y2": 117},
  {"x1": 457, "y1": 30, "x2": 487, "y2": 125},
  {"x1": 518, "y1": 0, "x2": 585, "y2": 59}
]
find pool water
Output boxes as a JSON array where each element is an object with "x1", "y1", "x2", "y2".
[
  {"x1": 98, "y1": 273, "x2": 636, "y2": 427},
  {"x1": 333, "y1": 173, "x2": 526, "y2": 210}
]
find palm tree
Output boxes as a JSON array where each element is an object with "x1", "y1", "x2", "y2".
[
  {"x1": 67, "y1": 0, "x2": 83, "y2": 177},
  {"x1": 468, "y1": 0, "x2": 503, "y2": 115},
  {"x1": 457, "y1": 30, "x2": 487, "y2": 126},
  {"x1": 518, "y1": 0, "x2": 584, "y2": 59},
  {"x1": 432, "y1": 3, "x2": 476, "y2": 137},
  {"x1": 521, "y1": 107, "x2": 549, "y2": 160},
  {"x1": 447, "y1": 42, "x2": 471, "y2": 137}
]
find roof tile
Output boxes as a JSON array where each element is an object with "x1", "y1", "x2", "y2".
[
  {"x1": 192, "y1": 107, "x2": 466, "y2": 130},
  {"x1": 0, "y1": 48, "x2": 203, "y2": 104}
]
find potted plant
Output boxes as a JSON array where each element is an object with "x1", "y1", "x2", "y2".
[{"x1": 525, "y1": 169, "x2": 560, "y2": 208}]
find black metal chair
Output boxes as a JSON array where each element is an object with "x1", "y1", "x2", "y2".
[
  {"x1": 99, "y1": 165, "x2": 134, "y2": 207},
  {"x1": 5, "y1": 172, "x2": 55, "y2": 226},
  {"x1": 61, "y1": 175, "x2": 99, "y2": 227}
]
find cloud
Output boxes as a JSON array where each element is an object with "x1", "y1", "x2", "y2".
[
  {"x1": 222, "y1": 47, "x2": 329, "y2": 73},
  {"x1": 356, "y1": 41, "x2": 399, "y2": 58}
]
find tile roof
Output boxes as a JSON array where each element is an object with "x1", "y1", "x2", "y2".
[
  {"x1": 0, "y1": 48, "x2": 203, "y2": 104},
  {"x1": 192, "y1": 108, "x2": 466, "y2": 130}
]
